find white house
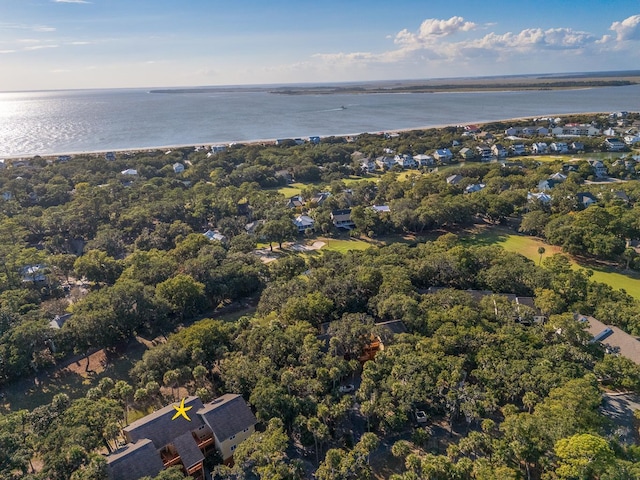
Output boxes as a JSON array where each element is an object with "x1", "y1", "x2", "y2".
[
  {"x1": 465, "y1": 183, "x2": 486, "y2": 194},
  {"x1": 414, "y1": 154, "x2": 435, "y2": 167},
  {"x1": 624, "y1": 135, "x2": 640, "y2": 145},
  {"x1": 293, "y1": 215, "x2": 315, "y2": 233},
  {"x1": 491, "y1": 144, "x2": 507, "y2": 158},
  {"x1": 173, "y1": 163, "x2": 185, "y2": 173},
  {"x1": 371, "y1": 205, "x2": 391, "y2": 213},
  {"x1": 394, "y1": 154, "x2": 416, "y2": 168},
  {"x1": 360, "y1": 159, "x2": 376, "y2": 173},
  {"x1": 531, "y1": 143, "x2": 548, "y2": 154},
  {"x1": 527, "y1": 192, "x2": 552, "y2": 203},
  {"x1": 589, "y1": 160, "x2": 608, "y2": 178},
  {"x1": 121, "y1": 168, "x2": 138, "y2": 175}
]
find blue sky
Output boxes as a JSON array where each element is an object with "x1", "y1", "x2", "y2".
[{"x1": 1, "y1": 0, "x2": 639, "y2": 91}]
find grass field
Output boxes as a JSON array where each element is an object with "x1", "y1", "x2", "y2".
[
  {"x1": 465, "y1": 227, "x2": 640, "y2": 299},
  {"x1": 274, "y1": 176, "x2": 379, "y2": 197},
  {"x1": 318, "y1": 237, "x2": 373, "y2": 253}
]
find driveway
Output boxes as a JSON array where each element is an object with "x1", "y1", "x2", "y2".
[{"x1": 601, "y1": 392, "x2": 640, "y2": 444}]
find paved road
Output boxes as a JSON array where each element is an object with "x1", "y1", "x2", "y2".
[{"x1": 601, "y1": 392, "x2": 640, "y2": 444}]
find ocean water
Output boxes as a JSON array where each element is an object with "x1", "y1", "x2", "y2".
[{"x1": 1, "y1": 84, "x2": 639, "y2": 158}]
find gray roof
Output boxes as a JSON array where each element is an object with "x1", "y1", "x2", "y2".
[
  {"x1": 173, "y1": 431, "x2": 204, "y2": 470},
  {"x1": 582, "y1": 315, "x2": 640, "y2": 364},
  {"x1": 123, "y1": 396, "x2": 205, "y2": 448},
  {"x1": 107, "y1": 439, "x2": 164, "y2": 480},
  {"x1": 198, "y1": 394, "x2": 257, "y2": 442}
]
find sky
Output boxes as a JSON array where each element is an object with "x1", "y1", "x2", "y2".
[{"x1": 1, "y1": 0, "x2": 640, "y2": 91}]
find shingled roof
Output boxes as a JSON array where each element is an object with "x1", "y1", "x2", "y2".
[
  {"x1": 123, "y1": 396, "x2": 205, "y2": 448},
  {"x1": 173, "y1": 431, "x2": 204, "y2": 470},
  {"x1": 198, "y1": 394, "x2": 257, "y2": 442},
  {"x1": 106, "y1": 439, "x2": 164, "y2": 480},
  {"x1": 582, "y1": 315, "x2": 640, "y2": 364}
]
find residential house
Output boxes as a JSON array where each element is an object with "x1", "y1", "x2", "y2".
[
  {"x1": 589, "y1": 160, "x2": 608, "y2": 178},
  {"x1": 475, "y1": 131, "x2": 494, "y2": 142},
  {"x1": 570, "y1": 141, "x2": 585, "y2": 152},
  {"x1": 21, "y1": 264, "x2": 48, "y2": 284},
  {"x1": 604, "y1": 138, "x2": 626, "y2": 151},
  {"x1": 446, "y1": 174, "x2": 463, "y2": 186},
  {"x1": 464, "y1": 183, "x2": 486, "y2": 194},
  {"x1": 57, "y1": 155, "x2": 71, "y2": 162},
  {"x1": 603, "y1": 127, "x2": 617, "y2": 137},
  {"x1": 624, "y1": 134, "x2": 640, "y2": 146},
  {"x1": 531, "y1": 143, "x2": 548, "y2": 154},
  {"x1": 371, "y1": 205, "x2": 391, "y2": 213},
  {"x1": 550, "y1": 142, "x2": 569, "y2": 153},
  {"x1": 549, "y1": 172, "x2": 568, "y2": 182},
  {"x1": 580, "y1": 315, "x2": 640, "y2": 365},
  {"x1": 331, "y1": 209, "x2": 354, "y2": 229},
  {"x1": 510, "y1": 144, "x2": 526, "y2": 155},
  {"x1": 433, "y1": 148, "x2": 453, "y2": 163},
  {"x1": 293, "y1": 215, "x2": 315, "y2": 233},
  {"x1": 286, "y1": 195, "x2": 304, "y2": 209},
  {"x1": 577, "y1": 192, "x2": 597, "y2": 208},
  {"x1": 203, "y1": 229, "x2": 226, "y2": 242},
  {"x1": 308, "y1": 136, "x2": 321, "y2": 144},
  {"x1": 121, "y1": 169, "x2": 138, "y2": 175},
  {"x1": 210, "y1": 145, "x2": 227, "y2": 153},
  {"x1": 536, "y1": 126, "x2": 549, "y2": 136},
  {"x1": 414, "y1": 154, "x2": 435, "y2": 167},
  {"x1": 375, "y1": 156, "x2": 396, "y2": 170},
  {"x1": 491, "y1": 144, "x2": 507, "y2": 158},
  {"x1": 537, "y1": 178, "x2": 562, "y2": 191},
  {"x1": 49, "y1": 313, "x2": 72, "y2": 330},
  {"x1": 109, "y1": 394, "x2": 257, "y2": 480},
  {"x1": 458, "y1": 147, "x2": 475, "y2": 160},
  {"x1": 105, "y1": 152, "x2": 116, "y2": 161},
  {"x1": 552, "y1": 124, "x2": 600, "y2": 136},
  {"x1": 504, "y1": 126, "x2": 522, "y2": 136},
  {"x1": 360, "y1": 158, "x2": 376, "y2": 173},
  {"x1": 309, "y1": 192, "x2": 331, "y2": 206},
  {"x1": 521, "y1": 126, "x2": 538, "y2": 136},
  {"x1": 464, "y1": 124, "x2": 481, "y2": 133},
  {"x1": 476, "y1": 146, "x2": 493, "y2": 161},
  {"x1": 611, "y1": 190, "x2": 630, "y2": 203},
  {"x1": 394, "y1": 154, "x2": 417, "y2": 168},
  {"x1": 527, "y1": 192, "x2": 552, "y2": 204},
  {"x1": 172, "y1": 163, "x2": 185, "y2": 173}
]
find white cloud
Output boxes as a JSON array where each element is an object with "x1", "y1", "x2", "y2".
[
  {"x1": 33, "y1": 26, "x2": 56, "y2": 32},
  {"x1": 610, "y1": 14, "x2": 640, "y2": 41},
  {"x1": 53, "y1": 0, "x2": 90, "y2": 3},
  {"x1": 0, "y1": 50, "x2": 16, "y2": 54},
  {"x1": 395, "y1": 16, "x2": 476, "y2": 47},
  {"x1": 69, "y1": 41, "x2": 90, "y2": 45},
  {"x1": 24, "y1": 44, "x2": 59, "y2": 51}
]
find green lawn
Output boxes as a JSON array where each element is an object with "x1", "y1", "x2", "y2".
[
  {"x1": 465, "y1": 227, "x2": 640, "y2": 299},
  {"x1": 319, "y1": 237, "x2": 373, "y2": 253},
  {"x1": 275, "y1": 176, "x2": 379, "y2": 198}
]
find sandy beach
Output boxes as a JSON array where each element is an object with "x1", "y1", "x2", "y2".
[{"x1": 1, "y1": 112, "x2": 614, "y2": 162}]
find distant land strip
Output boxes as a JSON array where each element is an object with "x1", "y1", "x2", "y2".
[{"x1": 269, "y1": 80, "x2": 638, "y2": 95}]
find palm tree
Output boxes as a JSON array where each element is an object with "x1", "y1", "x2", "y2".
[{"x1": 538, "y1": 246, "x2": 546, "y2": 265}]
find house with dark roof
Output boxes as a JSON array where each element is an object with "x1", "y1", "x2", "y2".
[
  {"x1": 577, "y1": 192, "x2": 597, "y2": 208},
  {"x1": 107, "y1": 439, "x2": 165, "y2": 480},
  {"x1": 108, "y1": 395, "x2": 256, "y2": 480},
  {"x1": 197, "y1": 394, "x2": 257, "y2": 462}
]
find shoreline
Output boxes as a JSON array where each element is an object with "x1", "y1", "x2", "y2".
[{"x1": 0, "y1": 112, "x2": 614, "y2": 161}]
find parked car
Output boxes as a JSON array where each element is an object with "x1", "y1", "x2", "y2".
[
  {"x1": 339, "y1": 384, "x2": 355, "y2": 394},
  {"x1": 415, "y1": 410, "x2": 428, "y2": 425}
]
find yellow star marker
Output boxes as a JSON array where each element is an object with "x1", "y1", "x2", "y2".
[{"x1": 171, "y1": 398, "x2": 192, "y2": 421}]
